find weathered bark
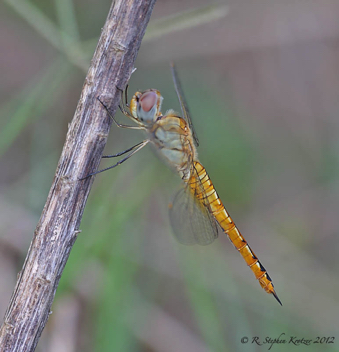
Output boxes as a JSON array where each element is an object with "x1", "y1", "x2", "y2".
[{"x1": 0, "y1": 0, "x2": 156, "y2": 351}]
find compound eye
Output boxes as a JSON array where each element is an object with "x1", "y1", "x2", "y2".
[{"x1": 140, "y1": 91, "x2": 157, "y2": 112}]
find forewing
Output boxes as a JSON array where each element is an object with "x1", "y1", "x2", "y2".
[
  {"x1": 169, "y1": 187, "x2": 218, "y2": 246},
  {"x1": 170, "y1": 62, "x2": 200, "y2": 147}
]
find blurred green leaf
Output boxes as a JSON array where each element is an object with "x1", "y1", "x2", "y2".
[
  {"x1": 54, "y1": 0, "x2": 80, "y2": 44},
  {"x1": 0, "y1": 58, "x2": 71, "y2": 157},
  {"x1": 4, "y1": 0, "x2": 88, "y2": 71},
  {"x1": 145, "y1": 4, "x2": 228, "y2": 41}
]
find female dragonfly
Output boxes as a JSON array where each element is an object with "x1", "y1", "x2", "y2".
[{"x1": 82, "y1": 63, "x2": 282, "y2": 305}]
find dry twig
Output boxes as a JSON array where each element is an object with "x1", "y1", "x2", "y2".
[{"x1": 0, "y1": 0, "x2": 156, "y2": 351}]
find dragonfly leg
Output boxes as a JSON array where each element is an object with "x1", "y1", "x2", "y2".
[
  {"x1": 116, "y1": 85, "x2": 131, "y2": 115},
  {"x1": 124, "y1": 84, "x2": 129, "y2": 107},
  {"x1": 119, "y1": 67, "x2": 137, "y2": 109},
  {"x1": 97, "y1": 97, "x2": 143, "y2": 130},
  {"x1": 102, "y1": 141, "x2": 146, "y2": 158},
  {"x1": 116, "y1": 85, "x2": 136, "y2": 119},
  {"x1": 116, "y1": 66, "x2": 137, "y2": 110},
  {"x1": 80, "y1": 140, "x2": 149, "y2": 180}
]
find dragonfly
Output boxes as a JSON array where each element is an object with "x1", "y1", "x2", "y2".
[{"x1": 82, "y1": 63, "x2": 282, "y2": 305}]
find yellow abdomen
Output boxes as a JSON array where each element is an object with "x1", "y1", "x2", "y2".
[{"x1": 188, "y1": 161, "x2": 281, "y2": 305}]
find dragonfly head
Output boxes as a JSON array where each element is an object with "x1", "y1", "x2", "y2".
[{"x1": 130, "y1": 89, "x2": 163, "y2": 124}]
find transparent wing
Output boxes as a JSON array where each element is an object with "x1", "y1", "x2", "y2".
[
  {"x1": 170, "y1": 62, "x2": 200, "y2": 147},
  {"x1": 169, "y1": 186, "x2": 219, "y2": 246}
]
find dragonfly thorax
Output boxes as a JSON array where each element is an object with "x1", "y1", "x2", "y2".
[{"x1": 130, "y1": 89, "x2": 163, "y2": 125}]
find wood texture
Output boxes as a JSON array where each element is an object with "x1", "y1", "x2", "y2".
[{"x1": 0, "y1": 0, "x2": 156, "y2": 351}]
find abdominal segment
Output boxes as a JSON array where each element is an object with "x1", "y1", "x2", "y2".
[{"x1": 187, "y1": 161, "x2": 281, "y2": 304}]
